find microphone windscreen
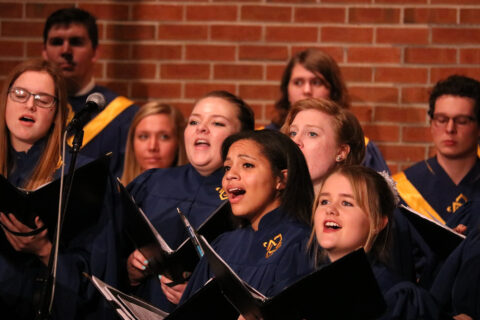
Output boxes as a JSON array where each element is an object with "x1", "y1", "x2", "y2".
[{"x1": 86, "y1": 92, "x2": 106, "y2": 110}]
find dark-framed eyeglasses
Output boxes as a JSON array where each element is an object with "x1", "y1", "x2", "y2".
[
  {"x1": 431, "y1": 113, "x2": 477, "y2": 127},
  {"x1": 8, "y1": 87, "x2": 57, "y2": 109}
]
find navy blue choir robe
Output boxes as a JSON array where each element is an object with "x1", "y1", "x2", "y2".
[
  {"x1": 392, "y1": 157, "x2": 480, "y2": 288},
  {"x1": 371, "y1": 261, "x2": 440, "y2": 320},
  {"x1": 393, "y1": 157, "x2": 480, "y2": 227},
  {"x1": 180, "y1": 207, "x2": 315, "y2": 307},
  {"x1": 0, "y1": 140, "x2": 123, "y2": 320},
  {"x1": 431, "y1": 218, "x2": 480, "y2": 319},
  {"x1": 68, "y1": 85, "x2": 139, "y2": 179},
  {"x1": 126, "y1": 164, "x2": 226, "y2": 311},
  {"x1": 363, "y1": 137, "x2": 390, "y2": 173}
]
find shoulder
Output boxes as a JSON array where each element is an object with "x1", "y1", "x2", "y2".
[
  {"x1": 393, "y1": 159, "x2": 430, "y2": 183},
  {"x1": 94, "y1": 85, "x2": 139, "y2": 114}
]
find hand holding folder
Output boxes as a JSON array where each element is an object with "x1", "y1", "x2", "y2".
[
  {"x1": 0, "y1": 155, "x2": 110, "y2": 245},
  {"x1": 399, "y1": 204, "x2": 465, "y2": 259},
  {"x1": 118, "y1": 180, "x2": 239, "y2": 284}
]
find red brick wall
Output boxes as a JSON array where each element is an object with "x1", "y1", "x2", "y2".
[{"x1": 1, "y1": 0, "x2": 479, "y2": 172}]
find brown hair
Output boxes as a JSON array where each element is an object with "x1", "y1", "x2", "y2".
[
  {"x1": 273, "y1": 48, "x2": 350, "y2": 128},
  {"x1": 309, "y1": 165, "x2": 394, "y2": 265},
  {"x1": 281, "y1": 98, "x2": 365, "y2": 166},
  {"x1": 0, "y1": 58, "x2": 67, "y2": 190},
  {"x1": 121, "y1": 102, "x2": 187, "y2": 185}
]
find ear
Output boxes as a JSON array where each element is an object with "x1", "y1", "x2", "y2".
[
  {"x1": 42, "y1": 49, "x2": 48, "y2": 60},
  {"x1": 276, "y1": 169, "x2": 287, "y2": 191},
  {"x1": 378, "y1": 216, "x2": 389, "y2": 232},
  {"x1": 335, "y1": 144, "x2": 350, "y2": 162},
  {"x1": 91, "y1": 45, "x2": 100, "y2": 64}
]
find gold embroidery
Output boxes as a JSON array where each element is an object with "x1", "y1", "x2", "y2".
[
  {"x1": 447, "y1": 194, "x2": 468, "y2": 213},
  {"x1": 216, "y1": 187, "x2": 228, "y2": 200},
  {"x1": 263, "y1": 233, "x2": 283, "y2": 258}
]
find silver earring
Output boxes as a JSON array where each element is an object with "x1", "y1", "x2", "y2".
[{"x1": 336, "y1": 155, "x2": 343, "y2": 162}]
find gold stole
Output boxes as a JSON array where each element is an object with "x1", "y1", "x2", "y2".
[
  {"x1": 393, "y1": 171, "x2": 446, "y2": 224},
  {"x1": 67, "y1": 96, "x2": 134, "y2": 148}
]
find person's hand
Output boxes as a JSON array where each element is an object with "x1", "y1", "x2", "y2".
[
  {"x1": 0, "y1": 213, "x2": 51, "y2": 265},
  {"x1": 159, "y1": 274, "x2": 187, "y2": 305},
  {"x1": 453, "y1": 224, "x2": 467, "y2": 235},
  {"x1": 127, "y1": 249, "x2": 149, "y2": 286},
  {"x1": 453, "y1": 314, "x2": 473, "y2": 320}
]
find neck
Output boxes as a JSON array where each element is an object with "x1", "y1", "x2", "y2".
[
  {"x1": 436, "y1": 153, "x2": 478, "y2": 185},
  {"x1": 11, "y1": 140, "x2": 33, "y2": 153},
  {"x1": 67, "y1": 76, "x2": 94, "y2": 97}
]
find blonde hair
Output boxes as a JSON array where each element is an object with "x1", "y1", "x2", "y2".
[
  {"x1": 0, "y1": 58, "x2": 67, "y2": 190},
  {"x1": 281, "y1": 98, "x2": 365, "y2": 166},
  {"x1": 309, "y1": 165, "x2": 394, "y2": 265},
  {"x1": 121, "y1": 102, "x2": 187, "y2": 184}
]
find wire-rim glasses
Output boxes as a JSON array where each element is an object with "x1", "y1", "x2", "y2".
[{"x1": 8, "y1": 87, "x2": 57, "y2": 109}]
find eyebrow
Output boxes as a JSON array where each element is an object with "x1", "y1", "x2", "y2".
[
  {"x1": 319, "y1": 192, "x2": 354, "y2": 199},
  {"x1": 291, "y1": 124, "x2": 324, "y2": 131},
  {"x1": 190, "y1": 113, "x2": 230, "y2": 121},
  {"x1": 225, "y1": 153, "x2": 257, "y2": 162}
]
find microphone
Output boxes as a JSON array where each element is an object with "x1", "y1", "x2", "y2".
[{"x1": 66, "y1": 92, "x2": 106, "y2": 133}]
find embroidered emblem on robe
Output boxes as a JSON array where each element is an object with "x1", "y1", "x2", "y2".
[
  {"x1": 216, "y1": 187, "x2": 228, "y2": 200},
  {"x1": 447, "y1": 194, "x2": 468, "y2": 213},
  {"x1": 263, "y1": 233, "x2": 283, "y2": 258}
]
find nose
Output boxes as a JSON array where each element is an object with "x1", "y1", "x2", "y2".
[
  {"x1": 326, "y1": 204, "x2": 338, "y2": 216},
  {"x1": 196, "y1": 121, "x2": 208, "y2": 133},
  {"x1": 292, "y1": 134, "x2": 303, "y2": 149},
  {"x1": 224, "y1": 166, "x2": 239, "y2": 181},
  {"x1": 445, "y1": 118, "x2": 456, "y2": 133},
  {"x1": 61, "y1": 39, "x2": 72, "y2": 54},
  {"x1": 26, "y1": 95, "x2": 36, "y2": 111},
  {"x1": 148, "y1": 136, "x2": 159, "y2": 151},
  {"x1": 303, "y1": 82, "x2": 312, "y2": 96}
]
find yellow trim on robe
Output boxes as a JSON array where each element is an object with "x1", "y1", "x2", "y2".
[
  {"x1": 67, "y1": 96, "x2": 134, "y2": 148},
  {"x1": 393, "y1": 171, "x2": 446, "y2": 225}
]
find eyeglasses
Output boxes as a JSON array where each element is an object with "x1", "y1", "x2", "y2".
[
  {"x1": 8, "y1": 87, "x2": 57, "y2": 109},
  {"x1": 431, "y1": 113, "x2": 477, "y2": 127}
]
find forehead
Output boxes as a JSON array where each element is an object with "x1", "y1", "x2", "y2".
[
  {"x1": 191, "y1": 97, "x2": 239, "y2": 119},
  {"x1": 434, "y1": 95, "x2": 475, "y2": 116},
  {"x1": 292, "y1": 109, "x2": 334, "y2": 128},
  {"x1": 322, "y1": 173, "x2": 352, "y2": 192},
  {"x1": 47, "y1": 23, "x2": 90, "y2": 39},
  {"x1": 13, "y1": 71, "x2": 55, "y2": 94},
  {"x1": 290, "y1": 63, "x2": 318, "y2": 79},
  {"x1": 136, "y1": 113, "x2": 175, "y2": 131}
]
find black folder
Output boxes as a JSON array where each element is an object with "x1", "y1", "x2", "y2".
[
  {"x1": 118, "y1": 180, "x2": 239, "y2": 283},
  {"x1": 400, "y1": 204, "x2": 465, "y2": 259},
  {"x1": 197, "y1": 233, "x2": 387, "y2": 320},
  {"x1": 86, "y1": 273, "x2": 168, "y2": 320},
  {"x1": 0, "y1": 154, "x2": 110, "y2": 244}
]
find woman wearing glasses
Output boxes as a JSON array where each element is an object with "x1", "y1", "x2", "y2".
[{"x1": 0, "y1": 59, "x2": 105, "y2": 319}]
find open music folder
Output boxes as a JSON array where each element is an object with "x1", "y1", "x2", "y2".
[
  {"x1": 399, "y1": 204, "x2": 465, "y2": 259},
  {"x1": 118, "y1": 180, "x2": 239, "y2": 283},
  {"x1": 0, "y1": 154, "x2": 110, "y2": 244},
  {"x1": 196, "y1": 234, "x2": 387, "y2": 320},
  {"x1": 86, "y1": 273, "x2": 168, "y2": 320},
  {"x1": 178, "y1": 210, "x2": 386, "y2": 320}
]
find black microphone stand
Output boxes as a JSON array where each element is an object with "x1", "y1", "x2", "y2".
[{"x1": 35, "y1": 129, "x2": 84, "y2": 320}]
